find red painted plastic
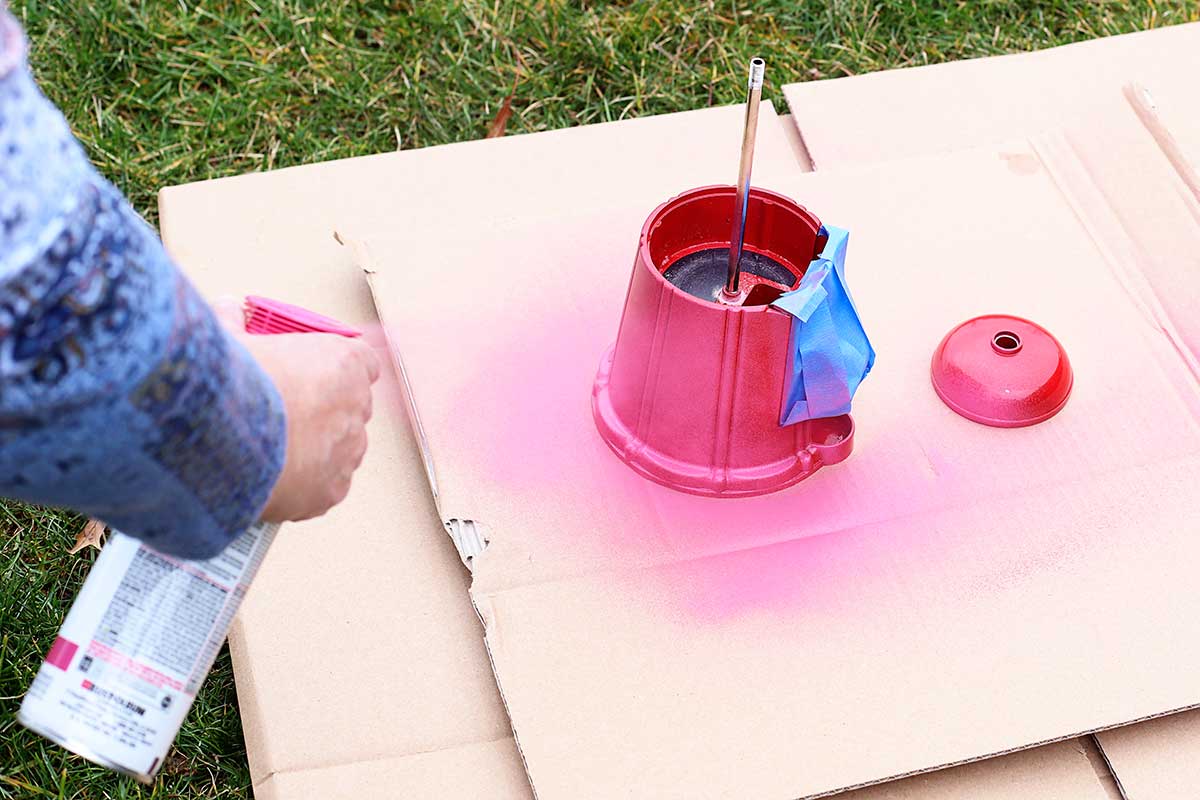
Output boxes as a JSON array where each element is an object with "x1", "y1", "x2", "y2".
[
  {"x1": 931, "y1": 314, "x2": 1072, "y2": 427},
  {"x1": 592, "y1": 185, "x2": 855, "y2": 497}
]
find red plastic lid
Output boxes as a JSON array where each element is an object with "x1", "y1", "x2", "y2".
[{"x1": 931, "y1": 315, "x2": 1072, "y2": 428}]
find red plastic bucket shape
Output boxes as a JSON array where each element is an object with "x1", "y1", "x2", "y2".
[{"x1": 592, "y1": 185, "x2": 855, "y2": 497}]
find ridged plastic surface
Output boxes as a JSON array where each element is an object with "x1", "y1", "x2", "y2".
[{"x1": 592, "y1": 186, "x2": 854, "y2": 497}]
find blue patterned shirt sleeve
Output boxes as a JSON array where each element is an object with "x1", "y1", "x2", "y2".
[{"x1": 0, "y1": 13, "x2": 287, "y2": 559}]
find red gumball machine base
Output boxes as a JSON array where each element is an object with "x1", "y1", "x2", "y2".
[{"x1": 591, "y1": 185, "x2": 854, "y2": 498}]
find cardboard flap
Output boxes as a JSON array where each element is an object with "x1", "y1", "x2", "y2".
[
  {"x1": 1029, "y1": 91, "x2": 1200, "y2": 376},
  {"x1": 1095, "y1": 710, "x2": 1200, "y2": 800},
  {"x1": 835, "y1": 738, "x2": 1119, "y2": 800},
  {"x1": 782, "y1": 22, "x2": 1200, "y2": 170}
]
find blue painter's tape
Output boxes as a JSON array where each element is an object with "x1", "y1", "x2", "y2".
[{"x1": 771, "y1": 226, "x2": 875, "y2": 425}]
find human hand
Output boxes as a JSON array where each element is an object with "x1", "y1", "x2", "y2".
[{"x1": 214, "y1": 298, "x2": 381, "y2": 523}]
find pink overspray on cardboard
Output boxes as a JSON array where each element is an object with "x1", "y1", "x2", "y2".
[{"x1": 360, "y1": 91, "x2": 1200, "y2": 800}]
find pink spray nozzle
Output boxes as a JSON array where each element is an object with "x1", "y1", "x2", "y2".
[{"x1": 243, "y1": 295, "x2": 362, "y2": 339}]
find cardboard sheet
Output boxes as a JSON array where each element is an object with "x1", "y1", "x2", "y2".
[
  {"x1": 363, "y1": 96, "x2": 1200, "y2": 798},
  {"x1": 1094, "y1": 711, "x2": 1200, "y2": 800},
  {"x1": 155, "y1": 137, "x2": 1126, "y2": 797},
  {"x1": 159, "y1": 166, "x2": 529, "y2": 798},
  {"x1": 157, "y1": 76, "x2": 1189, "y2": 797},
  {"x1": 782, "y1": 21, "x2": 1200, "y2": 170}
]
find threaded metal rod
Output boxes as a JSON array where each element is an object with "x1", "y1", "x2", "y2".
[{"x1": 725, "y1": 57, "x2": 765, "y2": 298}]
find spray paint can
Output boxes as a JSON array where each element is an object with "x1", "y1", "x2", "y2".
[
  {"x1": 18, "y1": 295, "x2": 361, "y2": 782},
  {"x1": 18, "y1": 522, "x2": 278, "y2": 782}
]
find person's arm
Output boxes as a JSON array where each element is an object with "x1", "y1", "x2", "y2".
[{"x1": 0, "y1": 13, "x2": 288, "y2": 559}]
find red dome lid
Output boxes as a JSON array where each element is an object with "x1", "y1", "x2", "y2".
[{"x1": 931, "y1": 315, "x2": 1072, "y2": 428}]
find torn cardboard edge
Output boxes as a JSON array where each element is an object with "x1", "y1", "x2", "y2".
[
  {"x1": 339, "y1": 233, "x2": 490, "y2": 570},
  {"x1": 355, "y1": 84, "x2": 1200, "y2": 799}
]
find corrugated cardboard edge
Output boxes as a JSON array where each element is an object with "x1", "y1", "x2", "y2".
[
  {"x1": 1087, "y1": 736, "x2": 1128, "y2": 800},
  {"x1": 1093, "y1": 709, "x2": 1200, "y2": 799},
  {"x1": 1122, "y1": 83, "x2": 1200, "y2": 203},
  {"x1": 249, "y1": 735, "x2": 532, "y2": 800},
  {"x1": 351, "y1": 236, "x2": 542, "y2": 794},
  {"x1": 344, "y1": 233, "x2": 493, "y2": 570},
  {"x1": 801, "y1": 711, "x2": 1190, "y2": 800},
  {"x1": 777, "y1": 113, "x2": 815, "y2": 171},
  {"x1": 224, "y1": 620, "x2": 277, "y2": 787},
  {"x1": 1080, "y1": 736, "x2": 1126, "y2": 800},
  {"x1": 337, "y1": 234, "x2": 445, "y2": 510}
]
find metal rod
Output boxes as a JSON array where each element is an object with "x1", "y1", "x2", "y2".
[{"x1": 725, "y1": 57, "x2": 765, "y2": 298}]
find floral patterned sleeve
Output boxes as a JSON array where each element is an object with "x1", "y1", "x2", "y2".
[{"x1": 0, "y1": 12, "x2": 287, "y2": 559}]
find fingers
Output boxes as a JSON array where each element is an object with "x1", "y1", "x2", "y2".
[
  {"x1": 252, "y1": 325, "x2": 380, "y2": 527},
  {"x1": 338, "y1": 339, "x2": 381, "y2": 423},
  {"x1": 366, "y1": 350, "x2": 382, "y2": 383},
  {"x1": 361, "y1": 384, "x2": 374, "y2": 423},
  {"x1": 327, "y1": 470, "x2": 354, "y2": 510},
  {"x1": 353, "y1": 339, "x2": 382, "y2": 383},
  {"x1": 351, "y1": 427, "x2": 368, "y2": 468}
]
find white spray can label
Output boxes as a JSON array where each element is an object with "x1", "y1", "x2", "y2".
[{"x1": 18, "y1": 521, "x2": 277, "y2": 782}]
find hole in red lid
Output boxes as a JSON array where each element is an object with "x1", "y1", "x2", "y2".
[{"x1": 992, "y1": 331, "x2": 1022, "y2": 355}]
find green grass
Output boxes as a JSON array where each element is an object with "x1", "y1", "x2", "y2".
[{"x1": 2, "y1": 1, "x2": 1198, "y2": 797}]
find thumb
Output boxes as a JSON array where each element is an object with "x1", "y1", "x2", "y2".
[{"x1": 210, "y1": 295, "x2": 248, "y2": 336}]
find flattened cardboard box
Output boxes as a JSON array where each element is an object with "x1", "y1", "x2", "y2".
[
  {"x1": 160, "y1": 37, "x2": 1197, "y2": 794},
  {"x1": 160, "y1": 103, "x2": 1121, "y2": 797},
  {"x1": 159, "y1": 177, "x2": 1120, "y2": 795},
  {"x1": 362, "y1": 90, "x2": 1200, "y2": 799}
]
